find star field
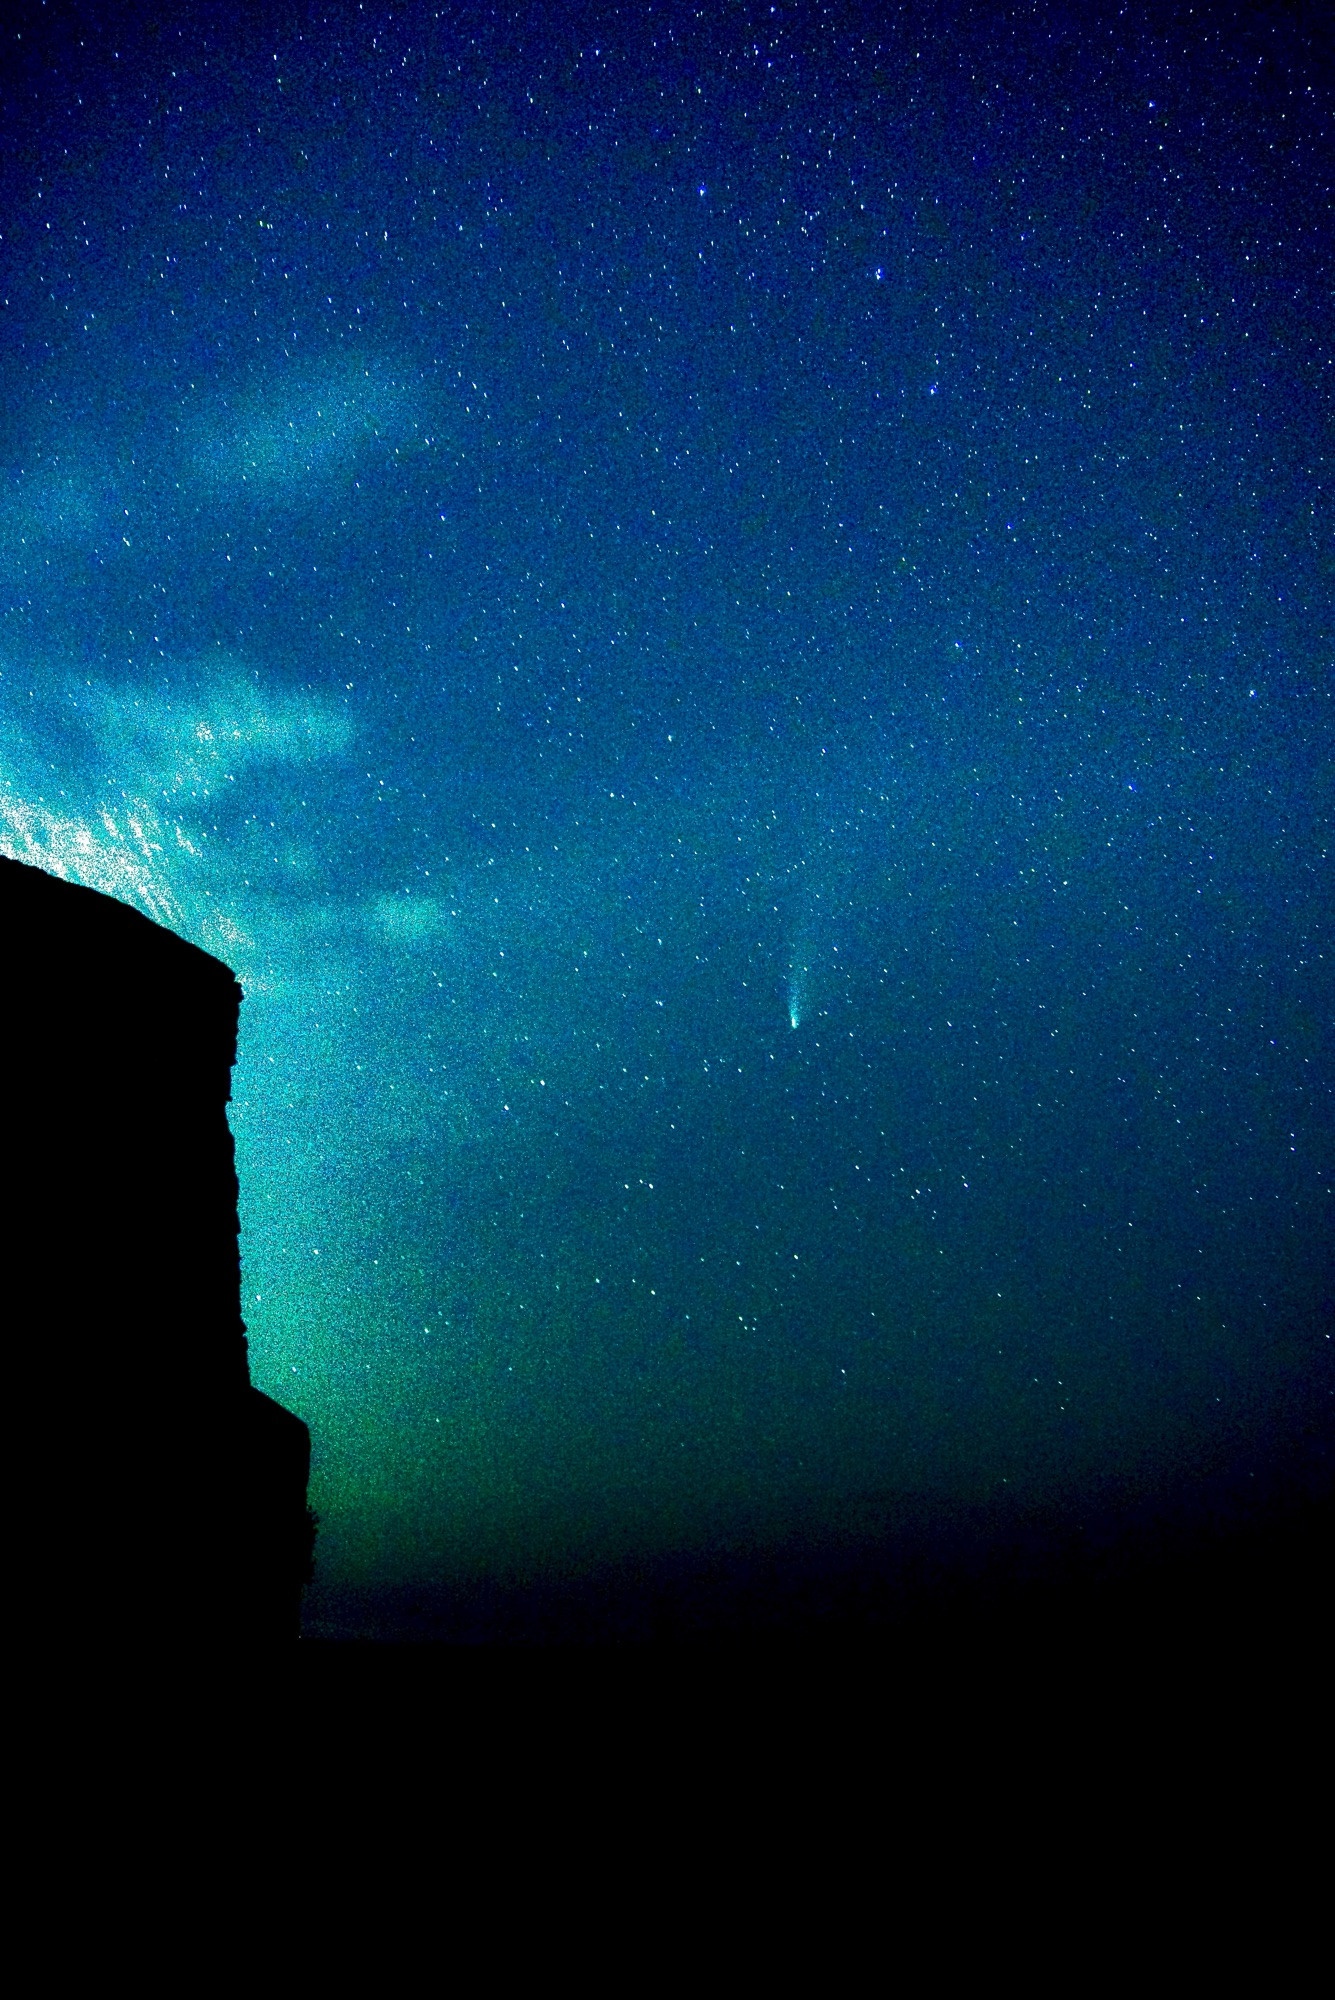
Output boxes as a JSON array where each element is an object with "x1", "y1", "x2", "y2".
[{"x1": 1, "y1": 1, "x2": 1330, "y2": 1633}]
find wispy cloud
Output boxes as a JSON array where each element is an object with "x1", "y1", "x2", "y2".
[
  {"x1": 0, "y1": 454, "x2": 122, "y2": 550},
  {"x1": 369, "y1": 891, "x2": 451, "y2": 945},
  {"x1": 72, "y1": 675, "x2": 356, "y2": 796},
  {"x1": 0, "y1": 785, "x2": 188, "y2": 927},
  {"x1": 0, "y1": 669, "x2": 356, "y2": 962},
  {"x1": 193, "y1": 356, "x2": 420, "y2": 496}
]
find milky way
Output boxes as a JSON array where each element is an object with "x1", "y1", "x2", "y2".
[{"x1": 2, "y1": 2, "x2": 1329, "y2": 1633}]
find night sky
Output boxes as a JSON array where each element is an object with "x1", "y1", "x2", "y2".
[{"x1": 3, "y1": 1, "x2": 1330, "y2": 1638}]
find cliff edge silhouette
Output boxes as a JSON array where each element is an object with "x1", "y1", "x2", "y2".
[{"x1": 1, "y1": 855, "x2": 311, "y2": 1642}]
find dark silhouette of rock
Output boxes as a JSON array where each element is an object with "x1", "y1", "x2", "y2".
[{"x1": 1, "y1": 855, "x2": 311, "y2": 1641}]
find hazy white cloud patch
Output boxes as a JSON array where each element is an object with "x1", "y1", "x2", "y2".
[
  {"x1": 0, "y1": 452, "x2": 122, "y2": 549},
  {"x1": 0, "y1": 667, "x2": 356, "y2": 966},
  {"x1": 369, "y1": 891, "x2": 451, "y2": 946},
  {"x1": 194, "y1": 355, "x2": 423, "y2": 496},
  {"x1": 71, "y1": 674, "x2": 356, "y2": 800},
  {"x1": 0, "y1": 783, "x2": 187, "y2": 928}
]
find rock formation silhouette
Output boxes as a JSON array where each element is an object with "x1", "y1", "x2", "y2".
[{"x1": 1, "y1": 855, "x2": 311, "y2": 1642}]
